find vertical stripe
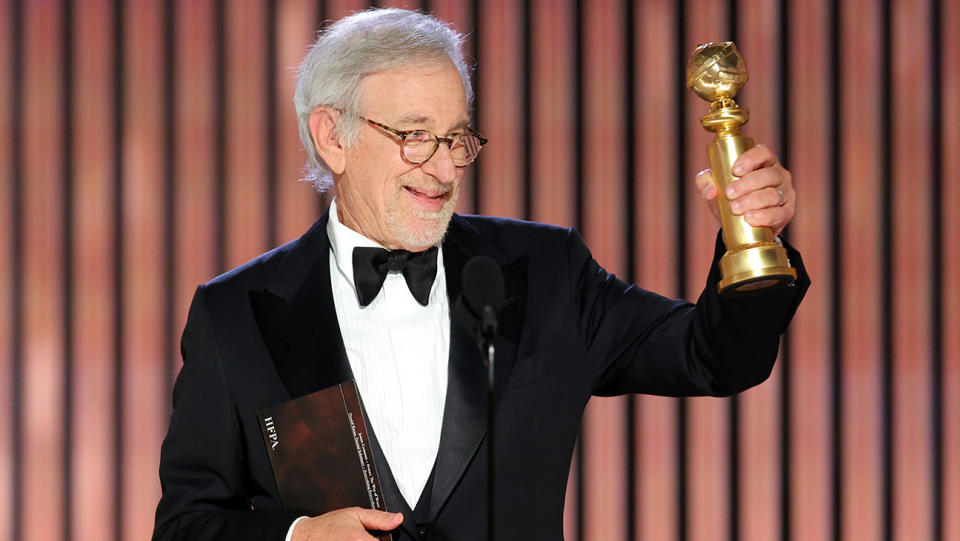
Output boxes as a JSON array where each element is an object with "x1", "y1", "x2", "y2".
[
  {"x1": 520, "y1": 0, "x2": 531, "y2": 221},
  {"x1": 879, "y1": 0, "x2": 893, "y2": 539},
  {"x1": 725, "y1": 1, "x2": 740, "y2": 538},
  {"x1": 623, "y1": 0, "x2": 637, "y2": 538},
  {"x1": 22, "y1": 1, "x2": 67, "y2": 537},
  {"x1": 266, "y1": 0, "x2": 278, "y2": 247},
  {"x1": 573, "y1": 1, "x2": 585, "y2": 539},
  {"x1": 674, "y1": 2, "x2": 688, "y2": 540},
  {"x1": 582, "y1": 1, "x2": 628, "y2": 536},
  {"x1": 72, "y1": 3, "x2": 117, "y2": 538},
  {"x1": 469, "y1": 0, "x2": 480, "y2": 215},
  {"x1": 941, "y1": 3, "x2": 960, "y2": 538},
  {"x1": 776, "y1": 0, "x2": 791, "y2": 540},
  {"x1": 317, "y1": 1, "x2": 327, "y2": 30},
  {"x1": 123, "y1": 1, "x2": 167, "y2": 534},
  {"x1": 785, "y1": 0, "x2": 831, "y2": 537},
  {"x1": 225, "y1": 0, "x2": 269, "y2": 268},
  {"x1": 929, "y1": 0, "x2": 943, "y2": 538},
  {"x1": 163, "y1": 0, "x2": 177, "y2": 408},
  {"x1": 214, "y1": 0, "x2": 227, "y2": 273},
  {"x1": 317, "y1": 0, "x2": 329, "y2": 218},
  {"x1": 635, "y1": 2, "x2": 680, "y2": 538},
  {"x1": 827, "y1": 0, "x2": 843, "y2": 538},
  {"x1": 529, "y1": 0, "x2": 574, "y2": 228},
  {"x1": 111, "y1": 0, "x2": 125, "y2": 539},
  {"x1": 573, "y1": 0, "x2": 585, "y2": 234},
  {"x1": 60, "y1": 0, "x2": 74, "y2": 538},
  {"x1": 891, "y1": 0, "x2": 934, "y2": 538},
  {"x1": 476, "y1": 0, "x2": 522, "y2": 219},
  {"x1": 10, "y1": 0, "x2": 24, "y2": 538}
]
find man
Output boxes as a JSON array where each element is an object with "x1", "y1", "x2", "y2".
[{"x1": 153, "y1": 8, "x2": 808, "y2": 541}]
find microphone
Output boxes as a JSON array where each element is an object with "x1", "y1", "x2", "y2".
[
  {"x1": 455, "y1": 255, "x2": 504, "y2": 541},
  {"x1": 456, "y1": 256, "x2": 505, "y2": 349}
]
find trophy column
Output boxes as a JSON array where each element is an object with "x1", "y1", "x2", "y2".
[{"x1": 687, "y1": 42, "x2": 796, "y2": 296}]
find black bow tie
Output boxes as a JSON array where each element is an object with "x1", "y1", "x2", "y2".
[{"x1": 352, "y1": 246, "x2": 439, "y2": 307}]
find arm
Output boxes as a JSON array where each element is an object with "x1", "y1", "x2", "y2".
[
  {"x1": 569, "y1": 228, "x2": 808, "y2": 398},
  {"x1": 575, "y1": 144, "x2": 809, "y2": 397},
  {"x1": 153, "y1": 288, "x2": 403, "y2": 541},
  {"x1": 153, "y1": 286, "x2": 302, "y2": 541}
]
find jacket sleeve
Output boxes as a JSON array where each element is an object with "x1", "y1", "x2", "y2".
[
  {"x1": 153, "y1": 286, "x2": 301, "y2": 541},
  {"x1": 567, "y1": 229, "x2": 810, "y2": 397}
]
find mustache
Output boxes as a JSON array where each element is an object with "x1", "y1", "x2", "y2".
[{"x1": 398, "y1": 178, "x2": 452, "y2": 195}]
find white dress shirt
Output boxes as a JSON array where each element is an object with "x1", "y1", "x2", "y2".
[
  {"x1": 327, "y1": 199, "x2": 450, "y2": 508},
  {"x1": 286, "y1": 201, "x2": 450, "y2": 539}
]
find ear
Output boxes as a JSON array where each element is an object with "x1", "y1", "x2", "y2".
[{"x1": 308, "y1": 106, "x2": 346, "y2": 175}]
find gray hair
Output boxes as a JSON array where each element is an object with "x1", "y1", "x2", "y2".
[{"x1": 294, "y1": 8, "x2": 473, "y2": 192}]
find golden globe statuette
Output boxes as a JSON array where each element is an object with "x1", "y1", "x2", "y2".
[{"x1": 687, "y1": 42, "x2": 796, "y2": 296}]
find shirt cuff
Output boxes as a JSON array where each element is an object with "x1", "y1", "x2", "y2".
[{"x1": 285, "y1": 516, "x2": 308, "y2": 541}]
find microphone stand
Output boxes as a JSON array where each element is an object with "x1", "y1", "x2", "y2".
[{"x1": 480, "y1": 306, "x2": 497, "y2": 541}]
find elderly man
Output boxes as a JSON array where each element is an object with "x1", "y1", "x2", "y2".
[{"x1": 153, "y1": 8, "x2": 808, "y2": 541}]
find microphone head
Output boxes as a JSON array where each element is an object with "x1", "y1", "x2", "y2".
[
  {"x1": 456, "y1": 256, "x2": 505, "y2": 347},
  {"x1": 461, "y1": 256, "x2": 505, "y2": 314}
]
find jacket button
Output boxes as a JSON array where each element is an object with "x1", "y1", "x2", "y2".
[{"x1": 417, "y1": 526, "x2": 429, "y2": 537}]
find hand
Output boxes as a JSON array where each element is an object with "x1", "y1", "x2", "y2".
[
  {"x1": 694, "y1": 144, "x2": 796, "y2": 236},
  {"x1": 291, "y1": 507, "x2": 403, "y2": 541}
]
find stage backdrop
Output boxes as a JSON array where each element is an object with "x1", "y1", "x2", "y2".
[{"x1": 2, "y1": 0, "x2": 958, "y2": 540}]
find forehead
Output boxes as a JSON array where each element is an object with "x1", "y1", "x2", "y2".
[{"x1": 357, "y1": 62, "x2": 469, "y2": 128}]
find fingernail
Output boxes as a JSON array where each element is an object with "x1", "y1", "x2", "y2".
[
  {"x1": 733, "y1": 165, "x2": 744, "y2": 176},
  {"x1": 730, "y1": 201, "x2": 741, "y2": 212},
  {"x1": 726, "y1": 187, "x2": 735, "y2": 198}
]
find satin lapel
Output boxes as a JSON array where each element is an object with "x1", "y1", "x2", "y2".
[
  {"x1": 429, "y1": 216, "x2": 528, "y2": 519},
  {"x1": 248, "y1": 211, "x2": 353, "y2": 399}
]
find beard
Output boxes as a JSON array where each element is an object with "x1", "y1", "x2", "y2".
[{"x1": 385, "y1": 176, "x2": 460, "y2": 251}]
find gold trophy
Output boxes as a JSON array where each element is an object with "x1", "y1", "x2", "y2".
[{"x1": 687, "y1": 42, "x2": 796, "y2": 296}]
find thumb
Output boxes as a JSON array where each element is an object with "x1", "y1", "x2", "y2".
[
  {"x1": 355, "y1": 509, "x2": 403, "y2": 530},
  {"x1": 695, "y1": 168, "x2": 717, "y2": 199}
]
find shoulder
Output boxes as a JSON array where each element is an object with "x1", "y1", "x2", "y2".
[
  {"x1": 452, "y1": 214, "x2": 574, "y2": 255},
  {"x1": 201, "y1": 218, "x2": 327, "y2": 296}
]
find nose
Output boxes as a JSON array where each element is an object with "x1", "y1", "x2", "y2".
[{"x1": 420, "y1": 141, "x2": 458, "y2": 184}]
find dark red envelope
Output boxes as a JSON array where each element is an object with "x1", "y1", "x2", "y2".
[{"x1": 258, "y1": 381, "x2": 391, "y2": 540}]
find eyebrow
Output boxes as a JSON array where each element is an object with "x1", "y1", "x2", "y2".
[{"x1": 395, "y1": 114, "x2": 472, "y2": 132}]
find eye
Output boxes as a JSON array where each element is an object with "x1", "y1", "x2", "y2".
[{"x1": 407, "y1": 130, "x2": 432, "y2": 142}]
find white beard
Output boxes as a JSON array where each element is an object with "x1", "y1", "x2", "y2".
[{"x1": 385, "y1": 177, "x2": 460, "y2": 251}]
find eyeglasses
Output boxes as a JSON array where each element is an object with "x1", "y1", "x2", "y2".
[{"x1": 358, "y1": 114, "x2": 488, "y2": 167}]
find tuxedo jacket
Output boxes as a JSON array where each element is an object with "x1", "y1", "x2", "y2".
[{"x1": 153, "y1": 211, "x2": 809, "y2": 541}]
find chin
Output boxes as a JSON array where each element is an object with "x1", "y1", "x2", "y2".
[{"x1": 386, "y1": 206, "x2": 454, "y2": 251}]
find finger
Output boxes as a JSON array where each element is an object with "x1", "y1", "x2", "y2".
[
  {"x1": 355, "y1": 509, "x2": 404, "y2": 531},
  {"x1": 725, "y1": 166, "x2": 791, "y2": 201},
  {"x1": 743, "y1": 204, "x2": 793, "y2": 233},
  {"x1": 731, "y1": 144, "x2": 778, "y2": 176},
  {"x1": 729, "y1": 186, "x2": 784, "y2": 215}
]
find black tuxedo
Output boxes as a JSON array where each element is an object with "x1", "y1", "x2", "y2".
[{"x1": 153, "y1": 211, "x2": 808, "y2": 541}]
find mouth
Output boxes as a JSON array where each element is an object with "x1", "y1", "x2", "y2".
[{"x1": 403, "y1": 185, "x2": 450, "y2": 211}]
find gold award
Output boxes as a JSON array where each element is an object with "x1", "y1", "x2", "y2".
[{"x1": 687, "y1": 42, "x2": 797, "y2": 296}]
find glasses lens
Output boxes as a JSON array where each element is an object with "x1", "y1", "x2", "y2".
[
  {"x1": 402, "y1": 130, "x2": 437, "y2": 164},
  {"x1": 449, "y1": 134, "x2": 483, "y2": 166}
]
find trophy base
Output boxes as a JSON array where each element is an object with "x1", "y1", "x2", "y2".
[{"x1": 718, "y1": 242, "x2": 797, "y2": 297}]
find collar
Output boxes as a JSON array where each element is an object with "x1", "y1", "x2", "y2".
[{"x1": 326, "y1": 198, "x2": 445, "y2": 304}]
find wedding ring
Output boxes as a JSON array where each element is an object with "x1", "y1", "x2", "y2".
[{"x1": 776, "y1": 187, "x2": 785, "y2": 207}]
